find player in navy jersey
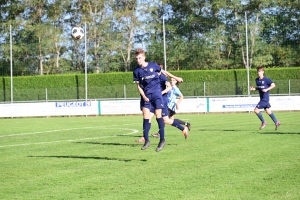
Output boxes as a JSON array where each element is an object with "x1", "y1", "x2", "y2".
[
  {"x1": 250, "y1": 67, "x2": 280, "y2": 130},
  {"x1": 135, "y1": 63, "x2": 189, "y2": 142},
  {"x1": 133, "y1": 48, "x2": 167, "y2": 152}
]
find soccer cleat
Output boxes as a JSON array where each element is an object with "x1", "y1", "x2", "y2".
[
  {"x1": 135, "y1": 137, "x2": 145, "y2": 143},
  {"x1": 275, "y1": 121, "x2": 281, "y2": 130},
  {"x1": 151, "y1": 133, "x2": 160, "y2": 138},
  {"x1": 182, "y1": 126, "x2": 189, "y2": 139},
  {"x1": 186, "y1": 122, "x2": 191, "y2": 131},
  {"x1": 141, "y1": 140, "x2": 150, "y2": 150},
  {"x1": 259, "y1": 121, "x2": 267, "y2": 130},
  {"x1": 155, "y1": 139, "x2": 166, "y2": 152}
]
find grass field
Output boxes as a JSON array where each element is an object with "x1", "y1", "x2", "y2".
[{"x1": 0, "y1": 112, "x2": 299, "y2": 200}]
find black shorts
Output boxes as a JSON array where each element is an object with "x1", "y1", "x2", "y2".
[{"x1": 168, "y1": 108, "x2": 176, "y2": 118}]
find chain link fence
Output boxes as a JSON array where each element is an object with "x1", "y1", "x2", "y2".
[{"x1": 0, "y1": 80, "x2": 299, "y2": 102}]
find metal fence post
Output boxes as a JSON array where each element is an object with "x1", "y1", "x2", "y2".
[
  {"x1": 289, "y1": 79, "x2": 290, "y2": 96},
  {"x1": 204, "y1": 82, "x2": 206, "y2": 97},
  {"x1": 124, "y1": 85, "x2": 126, "y2": 99}
]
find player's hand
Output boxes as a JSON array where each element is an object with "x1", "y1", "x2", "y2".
[
  {"x1": 262, "y1": 89, "x2": 268, "y2": 92},
  {"x1": 176, "y1": 77, "x2": 183, "y2": 82},
  {"x1": 144, "y1": 97, "x2": 149, "y2": 102},
  {"x1": 250, "y1": 86, "x2": 255, "y2": 91}
]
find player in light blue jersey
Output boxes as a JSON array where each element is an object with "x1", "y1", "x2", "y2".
[
  {"x1": 250, "y1": 67, "x2": 280, "y2": 130},
  {"x1": 167, "y1": 77, "x2": 190, "y2": 131}
]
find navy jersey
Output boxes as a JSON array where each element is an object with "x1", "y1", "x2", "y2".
[
  {"x1": 255, "y1": 76, "x2": 273, "y2": 102},
  {"x1": 133, "y1": 62, "x2": 162, "y2": 95},
  {"x1": 159, "y1": 73, "x2": 169, "y2": 102}
]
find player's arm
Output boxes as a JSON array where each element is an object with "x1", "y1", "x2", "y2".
[
  {"x1": 174, "y1": 88, "x2": 184, "y2": 110},
  {"x1": 161, "y1": 70, "x2": 183, "y2": 83},
  {"x1": 162, "y1": 81, "x2": 172, "y2": 95},
  {"x1": 250, "y1": 86, "x2": 256, "y2": 91},
  {"x1": 136, "y1": 83, "x2": 149, "y2": 102},
  {"x1": 176, "y1": 94, "x2": 184, "y2": 110},
  {"x1": 263, "y1": 82, "x2": 275, "y2": 92}
]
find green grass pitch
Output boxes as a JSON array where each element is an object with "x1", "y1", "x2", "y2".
[{"x1": 0, "y1": 112, "x2": 299, "y2": 199}]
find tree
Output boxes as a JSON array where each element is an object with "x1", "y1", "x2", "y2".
[{"x1": 110, "y1": 0, "x2": 153, "y2": 72}]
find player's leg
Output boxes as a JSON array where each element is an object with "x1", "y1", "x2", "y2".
[
  {"x1": 151, "y1": 103, "x2": 168, "y2": 138},
  {"x1": 136, "y1": 98, "x2": 146, "y2": 143},
  {"x1": 142, "y1": 107, "x2": 151, "y2": 140},
  {"x1": 154, "y1": 108, "x2": 166, "y2": 152},
  {"x1": 153, "y1": 96, "x2": 166, "y2": 152},
  {"x1": 137, "y1": 107, "x2": 155, "y2": 142},
  {"x1": 140, "y1": 104, "x2": 152, "y2": 150},
  {"x1": 265, "y1": 107, "x2": 280, "y2": 130},
  {"x1": 174, "y1": 119, "x2": 191, "y2": 131},
  {"x1": 254, "y1": 102, "x2": 267, "y2": 129},
  {"x1": 168, "y1": 110, "x2": 189, "y2": 139}
]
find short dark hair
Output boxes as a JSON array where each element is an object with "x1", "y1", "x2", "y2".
[
  {"x1": 135, "y1": 48, "x2": 145, "y2": 56},
  {"x1": 257, "y1": 67, "x2": 264, "y2": 71}
]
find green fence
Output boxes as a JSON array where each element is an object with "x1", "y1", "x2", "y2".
[{"x1": 1, "y1": 79, "x2": 299, "y2": 102}]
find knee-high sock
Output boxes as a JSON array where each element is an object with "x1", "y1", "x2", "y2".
[
  {"x1": 143, "y1": 119, "x2": 150, "y2": 141},
  {"x1": 156, "y1": 118, "x2": 165, "y2": 140},
  {"x1": 257, "y1": 112, "x2": 265, "y2": 122},
  {"x1": 268, "y1": 113, "x2": 278, "y2": 124},
  {"x1": 174, "y1": 119, "x2": 186, "y2": 125},
  {"x1": 171, "y1": 120, "x2": 184, "y2": 131}
]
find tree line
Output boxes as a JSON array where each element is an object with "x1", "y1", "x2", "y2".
[{"x1": 0, "y1": 0, "x2": 299, "y2": 76}]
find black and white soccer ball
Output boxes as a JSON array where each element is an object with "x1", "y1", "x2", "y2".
[{"x1": 71, "y1": 27, "x2": 84, "y2": 40}]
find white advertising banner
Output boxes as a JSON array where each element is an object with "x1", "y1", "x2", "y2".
[
  {"x1": 99, "y1": 100, "x2": 141, "y2": 115},
  {"x1": 0, "y1": 101, "x2": 98, "y2": 117},
  {"x1": 50, "y1": 101, "x2": 98, "y2": 116},
  {"x1": 0, "y1": 96, "x2": 298, "y2": 118},
  {"x1": 208, "y1": 97, "x2": 258, "y2": 112},
  {"x1": 293, "y1": 96, "x2": 300, "y2": 110},
  {"x1": 176, "y1": 98, "x2": 207, "y2": 113},
  {"x1": 269, "y1": 96, "x2": 294, "y2": 111},
  {"x1": 98, "y1": 98, "x2": 207, "y2": 115},
  {"x1": 0, "y1": 103, "x2": 49, "y2": 117}
]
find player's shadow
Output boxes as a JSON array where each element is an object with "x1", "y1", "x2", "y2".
[
  {"x1": 74, "y1": 141, "x2": 177, "y2": 147},
  {"x1": 199, "y1": 128, "x2": 245, "y2": 132},
  {"x1": 74, "y1": 141, "x2": 140, "y2": 147},
  {"x1": 260, "y1": 131, "x2": 300, "y2": 135},
  {"x1": 28, "y1": 155, "x2": 147, "y2": 162}
]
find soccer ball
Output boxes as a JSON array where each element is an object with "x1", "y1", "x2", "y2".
[{"x1": 71, "y1": 27, "x2": 84, "y2": 40}]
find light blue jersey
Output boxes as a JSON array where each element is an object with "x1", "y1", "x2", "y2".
[{"x1": 167, "y1": 85, "x2": 182, "y2": 111}]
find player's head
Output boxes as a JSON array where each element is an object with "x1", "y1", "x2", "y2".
[
  {"x1": 135, "y1": 48, "x2": 146, "y2": 66},
  {"x1": 170, "y1": 77, "x2": 179, "y2": 86},
  {"x1": 256, "y1": 67, "x2": 265, "y2": 77}
]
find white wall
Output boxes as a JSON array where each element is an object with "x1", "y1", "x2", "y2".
[{"x1": 0, "y1": 96, "x2": 299, "y2": 118}]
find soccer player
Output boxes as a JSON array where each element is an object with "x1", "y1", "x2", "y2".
[
  {"x1": 151, "y1": 64, "x2": 190, "y2": 138},
  {"x1": 136, "y1": 64, "x2": 189, "y2": 142},
  {"x1": 167, "y1": 77, "x2": 191, "y2": 131},
  {"x1": 133, "y1": 49, "x2": 167, "y2": 152},
  {"x1": 250, "y1": 67, "x2": 281, "y2": 130}
]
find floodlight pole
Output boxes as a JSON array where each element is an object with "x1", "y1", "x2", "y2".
[
  {"x1": 84, "y1": 22, "x2": 88, "y2": 117},
  {"x1": 163, "y1": 16, "x2": 167, "y2": 71},
  {"x1": 10, "y1": 25, "x2": 13, "y2": 103},
  {"x1": 245, "y1": 11, "x2": 250, "y2": 97}
]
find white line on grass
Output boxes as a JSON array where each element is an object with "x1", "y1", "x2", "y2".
[
  {"x1": 0, "y1": 128, "x2": 139, "y2": 148},
  {"x1": 0, "y1": 124, "x2": 139, "y2": 138}
]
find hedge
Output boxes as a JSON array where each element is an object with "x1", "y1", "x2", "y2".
[{"x1": 1, "y1": 68, "x2": 299, "y2": 101}]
